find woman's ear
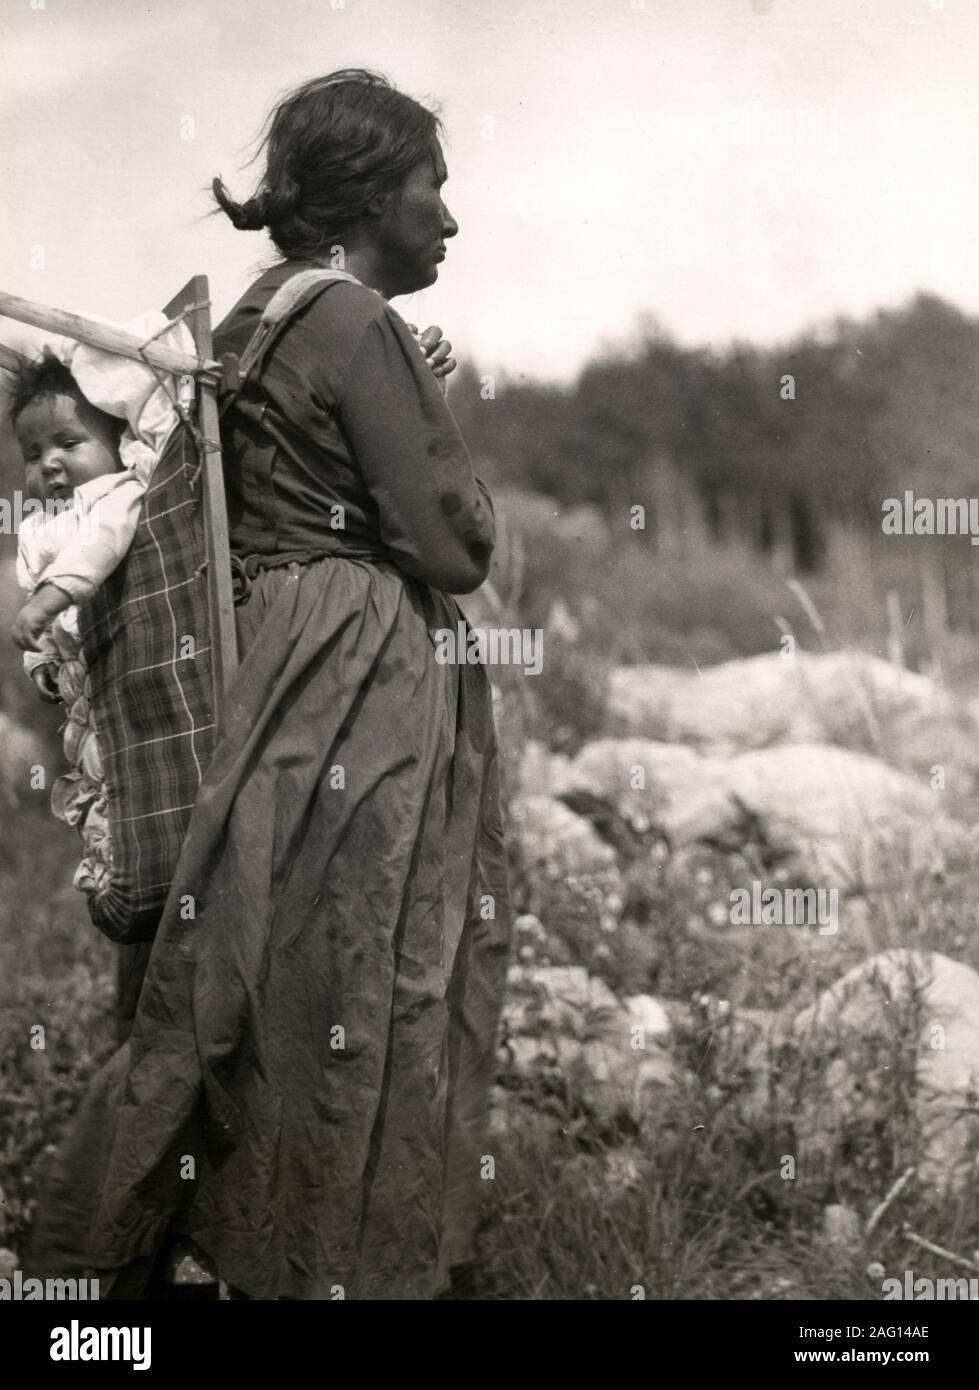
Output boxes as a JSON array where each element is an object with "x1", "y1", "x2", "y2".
[{"x1": 365, "y1": 186, "x2": 397, "y2": 220}]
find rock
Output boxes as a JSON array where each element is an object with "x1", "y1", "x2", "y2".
[
  {"x1": 788, "y1": 950, "x2": 979, "y2": 1197},
  {"x1": 646, "y1": 741, "x2": 955, "y2": 888},
  {"x1": 886, "y1": 703, "x2": 979, "y2": 796},
  {"x1": 516, "y1": 739, "x2": 574, "y2": 799},
  {"x1": 607, "y1": 650, "x2": 949, "y2": 754},
  {"x1": 500, "y1": 965, "x2": 677, "y2": 1124},
  {"x1": 624, "y1": 994, "x2": 672, "y2": 1046},
  {"x1": 558, "y1": 736, "x2": 963, "y2": 890},
  {"x1": 561, "y1": 738, "x2": 704, "y2": 835},
  {"x1": 607, "y1": 665, "x2": 694, "y2": 742},
  {"x1": 510, "y1": 794, "x2": 620, "y2": 878},
  {"x1": 549, "y1": 736, "x2": 966, "y2": 1002},
  {"x1": 510, "y1": 794, "x2": 627, "y2": 959},
  {"x1": 821, "y1": 1204, "x2": 863, "y2": 1252}
]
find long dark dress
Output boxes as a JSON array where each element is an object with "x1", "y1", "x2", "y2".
[{"x1": 27, "y1": 263, "x2": 512, "y2": 1299}]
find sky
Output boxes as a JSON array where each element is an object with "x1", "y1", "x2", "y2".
[{"x1": 2, "y1": 0, "x2": 979, "y2": 382}]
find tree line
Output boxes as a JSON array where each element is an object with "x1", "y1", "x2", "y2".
[{"x1": 450, "y1": 293, "x2": 979, "y2": 572}]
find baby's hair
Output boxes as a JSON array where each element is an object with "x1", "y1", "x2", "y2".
[
  {"x1": 8, "y1": 349, "x2": 124, "y2": 445},
  {"x1": 8, "y1": 350, "x2": 83, "y2": 426}
]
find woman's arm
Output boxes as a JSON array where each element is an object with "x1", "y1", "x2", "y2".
[{"x1": 336, "y1": 306, "x2": 496, "y2": 595}]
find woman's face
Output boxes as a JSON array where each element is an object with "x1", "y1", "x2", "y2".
[{"x1": 373, "y1": 141, "x2": 458, "y2": 297}]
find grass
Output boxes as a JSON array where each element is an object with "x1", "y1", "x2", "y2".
[
  {"x1": 463, "y1": 965, "x2": 979, "y2": 1300},
  {"x1": 0, "y1": 801, "x2": 115, "y2": 1253}
]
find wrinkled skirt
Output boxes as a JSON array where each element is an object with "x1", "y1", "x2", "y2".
[{"x1": 26, "y1": 557, "x2": 512, "y2": 1299}]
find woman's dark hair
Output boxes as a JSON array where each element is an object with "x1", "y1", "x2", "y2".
[{"x1": 212, "y1": 68, "x2": 442, "y2": 260}]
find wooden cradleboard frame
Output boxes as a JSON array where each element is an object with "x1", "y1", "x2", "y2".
[
  {"x1": 161, "y1": 277, "x2": 238, "y2": 730},
  {"x1": 0, "y1": 279, "x2": 239, "y2": 731}
]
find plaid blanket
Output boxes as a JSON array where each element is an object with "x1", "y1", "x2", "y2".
[{"x1": 76, "y1": 424, "x2": 216, "y2": 942}]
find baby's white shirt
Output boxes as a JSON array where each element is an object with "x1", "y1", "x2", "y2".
[{"x1": 16, "y1": 452, "x2": 154, "y2": 676}]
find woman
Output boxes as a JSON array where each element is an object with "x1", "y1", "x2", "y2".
[{"x1": 28, "y1": 68, "x2": 512, "y2": 1300}]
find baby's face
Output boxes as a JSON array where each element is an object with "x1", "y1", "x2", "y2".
[{"x1": 17, "y1": 391, "x2": 122, "y2": 504}]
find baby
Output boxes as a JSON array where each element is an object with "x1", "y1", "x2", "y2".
[
  {"x1": 9, "y1": 323, "x2": 190, "y2": 897},
  {"x1": 11, "y1": 309, "x2": 188, "y2": 666},
  {"x1": 11, "y1": 352, "x2": 128, "y2": 692}
]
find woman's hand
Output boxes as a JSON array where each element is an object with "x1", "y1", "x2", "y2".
[{"x1": 407, "y1": 323, "x2": 457, "y2": 394}]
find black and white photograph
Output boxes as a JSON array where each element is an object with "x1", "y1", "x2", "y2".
[{"x1": 1, "y1": 0, "x2": 978, "y2": 1351}]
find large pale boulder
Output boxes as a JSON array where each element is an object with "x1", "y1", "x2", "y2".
[
  {"x1": 663, "y1": 743, "x2": 962, "y2": 887},
  {"x1": 788, "y1": 950, "x2": 979, "y2": 1197},
  {"x1": 608, "y1": 651, "x2": 949, "y2": 754},
  {"x1": 607, "y1": 665, "x2": 696, "y2": 742},
  {"x1": 558, "y1": 736, "x2": 963, "y2": 890}
]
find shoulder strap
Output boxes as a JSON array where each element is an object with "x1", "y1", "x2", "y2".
[
  {"x1": 237, "y1": 266, "x2": 364, "y2": 380},
  {"x1": 236, "y1": 267, "x2": 361, "y2": 383}
]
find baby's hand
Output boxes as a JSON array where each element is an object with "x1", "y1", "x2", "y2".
[
  {"x1": 31, "y1": 663, "x2": 61, "y2": 703},
  {"x1": 11, "y1": 582, "x2": 72, "y2": 652},
  {"x1": 406, "y1": 323, "x2": 457, "y2": 394}
]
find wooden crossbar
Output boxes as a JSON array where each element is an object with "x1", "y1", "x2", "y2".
[{"x1": 0, "y1": 289, "x2": 223, "y2": 383}]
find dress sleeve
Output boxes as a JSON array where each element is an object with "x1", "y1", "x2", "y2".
[{"x1": 335, "y1": 305, "x2": 495, "y2": 595}]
